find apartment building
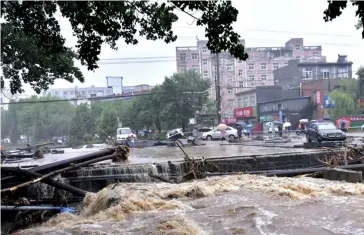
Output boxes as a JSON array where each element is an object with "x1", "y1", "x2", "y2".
[
  {"x1": 43, "y1": 85, "x2": 113, "y2": 99},
  {"x1": 176, "y1": 40, "x2": 246, "y2": 118},
  {"x1": 175, "y1": 38, "x2": 323, "y2": 118},
  {"x1": 274, "y1": 55, "x2": 353, "y2": 89}
]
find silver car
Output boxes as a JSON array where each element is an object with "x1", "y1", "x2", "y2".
[{"x1": 202, "y1": 127, "x2": 238, "y2": 140}]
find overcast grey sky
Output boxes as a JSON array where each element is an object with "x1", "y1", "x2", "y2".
[{"x1": 16, "y1": 0, "x2": 364, "y2": 93}]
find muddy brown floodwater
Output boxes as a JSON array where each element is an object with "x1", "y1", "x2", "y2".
[{"x1": 17, "y1": 175, "x2": 364, "y2": 235}]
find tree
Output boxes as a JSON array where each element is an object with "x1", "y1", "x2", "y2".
[
  {"x1": 328, "y1": 91, "x2": 358, "y2": 119},
  {"x1": 356, "y1": 19, "x2": 363, "y2": 30},
  {"x1": 160, "y1": 71, "x2": 211, "y2": 130},
  {"x1": 123, "y1": 71, "x2": 211, "y2": 132},
  {"x1": 68, "y1": 103, "x2": 92, "y2": 145},
  {"x1": 356, "y1": 66, "x2": 364, "y2": 98},
  {"x1": 15, "y1": 96, "x2": 74, "y2": 142},
  {"x1": 96, "y1": 106, "x2": 119, "y2": 140},
  {"x1": 1, "y1": 1, "x2": 247, "y2": 95},
  {"x1": 324, "y1": 1, "x2": 364, "y2": 38}
]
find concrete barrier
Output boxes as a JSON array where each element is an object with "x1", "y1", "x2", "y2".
[{"x1": 323, "y1": 168, "x2": 362, "y2": 183}]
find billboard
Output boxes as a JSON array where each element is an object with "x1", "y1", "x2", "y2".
[
  {"x1": 324, "y1": 95, "x2": 335, "y2": 108},
  {"x1": 106, "y1": 76, "x2": 123, "y2": 95},
  {"x1": 234, "y1": 107, "x2": 255, "y2": 118}
]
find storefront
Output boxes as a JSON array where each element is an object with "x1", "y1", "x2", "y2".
[
  {"x1": 221, "y1": 117, "x2": 237, "y2": 125},
  {"x1": 259, "y1": 115, "x2": 280, "y2": 133},
  {"x1": 335, "y1": 115, "x2": 364, "y2": 128},
  {"x1": 234, "y1": 107, "x2": 257, "y2": 125}
]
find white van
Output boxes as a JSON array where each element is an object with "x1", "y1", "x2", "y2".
[{"x1": 116, "y1": 127, "x2": 133, "y2": 141}]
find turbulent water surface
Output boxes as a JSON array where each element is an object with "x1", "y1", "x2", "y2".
[{"x1": 17, "y1": 175, "x2": 364, "y2": 235}]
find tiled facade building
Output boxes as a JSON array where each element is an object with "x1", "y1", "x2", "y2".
[{"x1": 176, "y1": 38, "x2": 323, "y2": 117}]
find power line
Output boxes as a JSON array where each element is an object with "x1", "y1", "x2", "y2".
[
  {"x1": 0, "y1": 90, "x2": 208, "y2": 105},
  {"x1": 174, "y1": 26, "x2": 358, "y2": 37}
]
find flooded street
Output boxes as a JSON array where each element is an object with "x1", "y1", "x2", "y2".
[
  {"x1": 17, "y1": 174, "x2": 364, "y2": 235},
  {"x1": 3, "y1": 138, "x2": 316, "y2": 167}
]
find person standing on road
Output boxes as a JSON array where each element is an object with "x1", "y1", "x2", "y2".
[
  {"x1": 192, "y1": 127, "x2": 199, "y2": 145},
  {"x1": 220, "y1": 129, "x2": 226, "y2": 142},
  {"x1": 237, "y1": 125, "x2": 243, "y2": 141}
]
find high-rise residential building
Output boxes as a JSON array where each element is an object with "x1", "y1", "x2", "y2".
[
  {"x1": 176, "y1": 40, "x2": 246, "y2": 119},
  {"x1": 175, "y1": 38, "x2": 324, "y2": 118}
]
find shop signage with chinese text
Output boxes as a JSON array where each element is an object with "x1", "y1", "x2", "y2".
[{"x1": 234, "y1": 107, "x2": 255, "y2": 118}]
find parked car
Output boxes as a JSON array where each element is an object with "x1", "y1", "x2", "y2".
[
  {"x1": 361, "y1": 124, "x2": 364, "y2": 132},
  {"x1": 306, "y1": 122, "x2": 346, "y2": 143},
  {"x1": 202, "y1": 127, "x2": 238, "y2": 140},
  {"x1": 197, "y1": 127, "x2": 213, "y2": 138}
]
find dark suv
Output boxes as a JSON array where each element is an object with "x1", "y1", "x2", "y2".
[{"x1": 306, "y1": 122, "x2": 346, "y2": 143}]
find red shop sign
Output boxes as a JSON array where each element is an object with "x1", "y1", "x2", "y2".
[
  {"x1": 234, "y1": 107, "x2": 254, "y2": 118},
  {"x1": 222, "y1": 118, "x2": 237, "y2": 124}
]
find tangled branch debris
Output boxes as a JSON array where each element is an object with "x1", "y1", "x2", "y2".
[
  {"x1": 317, "y1": 146, "x2": 364, "y2": 167},
  {"x1": 1, "y1": 146, "x2": 130, "y2": 195},
  {"x1": 149, "y1": 141, "x2": 219, "y2": 184}
]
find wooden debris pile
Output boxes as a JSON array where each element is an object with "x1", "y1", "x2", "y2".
[
  {"x1": 1, "y1": 146, "x2": 130, "y2": 233},
  {"x1": 318, "y1": 146, "x2": 364, "y2": 167},
  {"x1": 149, "y1": 142, "x2": 219, "y2": 184}
]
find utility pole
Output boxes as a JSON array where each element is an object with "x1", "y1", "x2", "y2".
[{"x1": 216, "y1": 53, "x2": 221, "y2": 124}]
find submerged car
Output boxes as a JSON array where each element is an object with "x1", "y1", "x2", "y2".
[
  {"x1": 166, "y1": 128, "x2": 184, "y2": 140},
  {"x1": 306, "y1": 122, "x2": 346, "y2": 143},
  {"x1": 202, "y1": 127, "x2": 238, "y2": 140}
]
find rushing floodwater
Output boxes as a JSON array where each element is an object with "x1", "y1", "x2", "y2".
[{"x1": 17, "y1": 175, "x2": 364, "y2": 235}]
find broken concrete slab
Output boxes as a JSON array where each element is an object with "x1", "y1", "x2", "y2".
[
  {"x1": 264, "y1": 139, "x2": 291, "y2": 144},
  {"x1": 323, "y1": 168, "x2": 362, "y2": 183}
]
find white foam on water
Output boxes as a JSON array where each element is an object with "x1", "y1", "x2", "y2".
[{"x1": 254, "y1": 208, "x2": 282, "y2": 235}]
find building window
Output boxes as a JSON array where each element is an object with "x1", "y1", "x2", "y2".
[
  {"x1": 261, "y1": 75, "x2": 267, "y2": 80},
  {"x1": 192, "y1": 65, "x2": 199, "y2": 71},
  {"x1": 238, "y1": 98, "x2": 243, "y2": 107},
  {"x1": 273, "y1": 63, "x2": 279, "y2": 70},
  {"x1": 338, "y1": 68, "x2": 348, "y2": 78},
  {"x1": 239, "y1": 81, "x2": 244, "y2": 88},
  {"x1": 55, "y1": 91, "x2": 59, "y2": 96},
  {"x1": 260, "y1": 63, "x2": 266, "y2": 70},
  {"x1": 227, "y1": 77, "x2": 232, "y2": 84},
  {"x1": 192, "y1": 53, "x2": 198, "y2": 60},
  {"x1": 202, "y1": 59, "x2": 207, "y2": 65},
  {"x1": 228, "y1": 99, "x2": 234, "y2": 107},
  {"x1": 226, "y1": 64, "x2": 233, "y2": 71},
  {"x1": 69, "y1": 91, "x2": 74, "y2": 96},
  {"x1": 63, "y1": 91, "x2": 68, "y2": 96},
  {"x1": 243, "y1": 97, "x2": 248, "y2": 107},
  {"x1": 248, "y1": 75, "x2": 255, "y2": 81},
  {"x1": 181, "y1": 66, "x2": 186, "y2": 72},
  {"x1": 203, "y1": 71, "x2": 208, "y2": 78},
  {"x1": 250, "y1": 95, "x2": 256, "y2": 106},
  {"x1": 321, "y1": 69, "x2": 330, "y2": 79},
  {"x1": 227, "y1": 88, "x2": 233, "y2": 95},
  {"x1": 238, "y1": 60, "x2": 242, "y2": 63},
  {"x1": 295, "y1": 45, "x2": 300, "y2": 50},
  {"x1": 248, "y1": 64, "x2": 254, "y2": 70},
  {"x1": 296, "y1": 56, "x2": 300, "y2": 60},
  {"x1": 303, "y1": 68, "x2": 312, "y2": 79},
  {"x1": 180, "y1": 54, "x2": 186, "y2": 61},
  {"x1": 284, "y1": 63, "x2": 288, "y2": 66},
  {"x1": 238, "y1": 70, "x2": 243, "y2": 76},
  {"x1": 313, "y1": 52, "x2": 319, "y2": 56},
  {"x1": 202, "y1": 47, "x2": 207, "y2": 53}
]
